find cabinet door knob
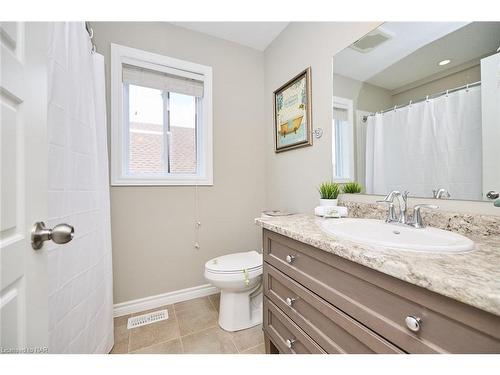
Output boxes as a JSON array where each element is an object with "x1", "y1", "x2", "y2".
[
  {"x1": 285, "y1": 297, "x2": 296, "y2": 307},
  {"x1": 285, "y1": 254, "x2": 296, "y2": 263},
  {"x1": 285, "y1": 339, "x2": 296, "y2": 349},
  {"x1": 405, "y1": 315, "x2": 422, "y2": 332}
]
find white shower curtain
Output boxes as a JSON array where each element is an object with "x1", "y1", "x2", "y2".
[
  {"x1": 47, "y1": 23, "x2": 113, "y2": 353},
  {"x1": 365, "y1": 86, "x2": 482, "y2": 200}
]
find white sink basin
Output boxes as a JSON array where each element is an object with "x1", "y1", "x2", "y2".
[{"x1": 320, "y1": 218, "x2": 474, "y2": 253}]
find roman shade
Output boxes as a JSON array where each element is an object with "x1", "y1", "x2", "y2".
[{"x1": 122, "y1": 64, "x2": 204, "y2": 97}]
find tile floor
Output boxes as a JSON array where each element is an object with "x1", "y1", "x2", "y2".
[{"x1": 111, "y1": 294, "x2": 265, "y2": 354}]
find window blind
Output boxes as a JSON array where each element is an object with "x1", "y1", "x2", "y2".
[{"x1": 122, "y1": 64, "x2": 204, "y2": 97}]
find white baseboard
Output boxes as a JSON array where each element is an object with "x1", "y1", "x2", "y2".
[{"x1": 113, "y1": 284, "x2": 219, "y2": 317}]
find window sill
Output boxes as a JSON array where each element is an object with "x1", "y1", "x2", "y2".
[{"x1": 111, "y1": 176, "x2": 213, "y2": 186}]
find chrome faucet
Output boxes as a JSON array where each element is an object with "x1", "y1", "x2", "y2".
[
  {"x1": 433, "y1": 188, "x2": 451, "y2": 199},
  {"x1": 377, "y1": 190, "x2": 438, "y2": 229},
  {"x1": 377, "y1": 190, "x2": 410, "y2": 224},
  {"x1": 394, "y1": 191, "x2": 410, "y2": 224}
]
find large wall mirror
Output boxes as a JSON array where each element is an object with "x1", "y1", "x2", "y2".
[{"x1": 332, "y1": 22, "x2": 500, "y2": 202}]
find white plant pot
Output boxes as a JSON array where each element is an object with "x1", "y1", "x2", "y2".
[{"x1": 320, "y1": 198, "x2": 338, "y2": 207}]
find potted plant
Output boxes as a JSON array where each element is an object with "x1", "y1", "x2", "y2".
[
  {"x1": 342, "y1": 182, "x2": 363, "y2": 194},
  {"x1": 318, "y1": 181, "x2": 340, "y2": 207}
]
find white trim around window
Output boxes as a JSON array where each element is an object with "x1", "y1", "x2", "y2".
[
  {"x1": 110, "y1": 43, "x2": 213, "y2": 186},
  {"x1": 332, "y1": 96, "x2": 355, "y2": 183}
]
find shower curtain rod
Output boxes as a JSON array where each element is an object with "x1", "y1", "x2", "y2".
[{"x1": 362, "y1": 80, "x2": 481, "y2": 122}]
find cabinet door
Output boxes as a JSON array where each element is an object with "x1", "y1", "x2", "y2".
[
  {"x1": 264, "y1": 264, "x2": 403, "y2": 353},
  {"x1": 263, "y1": 298, "x2": 325, "y2": 354}
]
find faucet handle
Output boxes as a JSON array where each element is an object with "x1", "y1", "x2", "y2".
[
  {"x1": 379, "y1": 190, "x2": 398, "y2": 203},
  {"x1": 411, "y1": 204, "x2": 438, "y2": 228}
]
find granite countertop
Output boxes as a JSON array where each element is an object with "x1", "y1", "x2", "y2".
[{"x1": 255, "y1": 213, "x2": 500, "y2": 317}]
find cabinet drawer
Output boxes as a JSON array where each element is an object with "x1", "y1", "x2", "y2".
[
  {"x1": 264, "y1": 298, "x2": 326, "y2": 354},
  {"x1": 263, "y1": 229, "x2": 500, "y2": 353},
  {"x1": 264, "y1": 264, "x2": 403, "y2": 353}
]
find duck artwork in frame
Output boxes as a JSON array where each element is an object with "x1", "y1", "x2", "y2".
[{"x1": 273, "y1": 67, "x2": 313, "y2": 152}]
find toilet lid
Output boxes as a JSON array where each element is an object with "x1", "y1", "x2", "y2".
[{"x1": 205, "y1": 251, "x2": 262, "y2": 273}]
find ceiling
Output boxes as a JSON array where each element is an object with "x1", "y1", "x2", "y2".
[
  {"x1": 332, "y1": 22, "x2": 469, "y2": 89},
  {"x1": 366, "y1": 22, "x2": 500, "y2": 91},
  {"x1": 332, "y1": 22, "x2": 500, "y2": 92},
  {"x1": 170, "y1": 22, "x2": 289, "y2": 51}
]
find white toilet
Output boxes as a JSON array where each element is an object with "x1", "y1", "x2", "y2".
[{"x1": 204, "y1": 251, "x2": 263, "y2": 332}]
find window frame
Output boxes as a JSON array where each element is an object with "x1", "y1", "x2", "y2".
[
  {"x1": 111, "y1": 43, "x2": 213, "y2": 186},
  {"x1": 332, "y1": 96, "x2": 355, "y2": 183}
]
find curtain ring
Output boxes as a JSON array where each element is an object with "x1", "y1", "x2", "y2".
[
  {"x1": 426, "y1": 95, "x2": 429, "y2": 102},
  {"x1": 91, "y1": 44, "x2": 96, "y2": 54},
  {"x1": 445, "y1": 90, "x2": 449, "y2": 97},
  {"x1": 466, "y1": 83, "x2": 469, "y2": 92}
]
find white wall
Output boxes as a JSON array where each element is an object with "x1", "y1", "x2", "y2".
[
  {"x1": 333, "y1": 73, "x2": 393, "y2": 112},
  {"x1": 392, "y1": 65, "x2": 481, "y2": 106},
  {"x1": 264, "y1": 22, "x2": 382, "y2": 213},
  {"x1": 92, "y1": 22, "x2": 267, "y2": 304}
]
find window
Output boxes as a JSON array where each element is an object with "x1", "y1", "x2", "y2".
[
  {"x1": 111, "y1": 44, "x2": 213, "y2": 185},
  {"x1": 332, "y1": 96, "x2": 354, "y2": 183}
]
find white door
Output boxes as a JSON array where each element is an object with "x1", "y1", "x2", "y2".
[{"x1": 0, "y1": 22, "x2": 51, "y2": 353}]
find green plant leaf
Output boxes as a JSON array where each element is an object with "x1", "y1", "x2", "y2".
[
  {"x1": 318, "y1": 181, "x2": 340, "y2": 199},
  {"x1": 342, "y1": 182, "x2": 362, "y2": 194}
]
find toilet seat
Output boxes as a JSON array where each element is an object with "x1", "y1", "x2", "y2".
[{"x1": 205, "y1": 251, "x2": 262, "y2": 274}]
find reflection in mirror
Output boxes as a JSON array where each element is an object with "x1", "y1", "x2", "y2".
[
  {"x1": 332, "y1": 96, "x2": 354, "y2": 182},
  {"x1": 332, "y1": 22, "x2": 500, "y2": 201}
]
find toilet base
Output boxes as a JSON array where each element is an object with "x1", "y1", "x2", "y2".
[{"x1": 218, "y1": 288, "x2": 262, "y2": 332}]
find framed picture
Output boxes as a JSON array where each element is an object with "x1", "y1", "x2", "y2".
[{"x1": 273, "y1": 67, "x2": 312, "y2": 152}]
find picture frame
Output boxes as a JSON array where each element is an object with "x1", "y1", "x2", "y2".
[{"x1": 273, "y1": 67, "x2": 312, "y2": 152}]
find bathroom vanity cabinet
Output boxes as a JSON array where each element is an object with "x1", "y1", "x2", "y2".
[{"x1": 261, "y1": 229, "x2": 500, "y2": 354}]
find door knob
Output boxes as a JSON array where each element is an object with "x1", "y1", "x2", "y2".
[
  {"x1": 285, "y1": 254, "x2": 296, "y2": 263},
  {"x1": 31, "y1": 221, "x2": 74, "y2": 250},
  {"x1": 285, "y1": 297, "x2": 296, "y2": 307}
]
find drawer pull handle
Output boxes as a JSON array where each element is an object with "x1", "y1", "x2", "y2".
[
  {"x1": 285, "y1": 254, "x2": 296, "y2": 263},
  {"x1": 285, "y1": 297, "x2": 296, "y2": 307},
  {"x1": 285, "y1": 339, "x2": 296, "y2": 349},
  {"x1": 405, "y1": 315, "x2": 422, "y2": 332}
]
